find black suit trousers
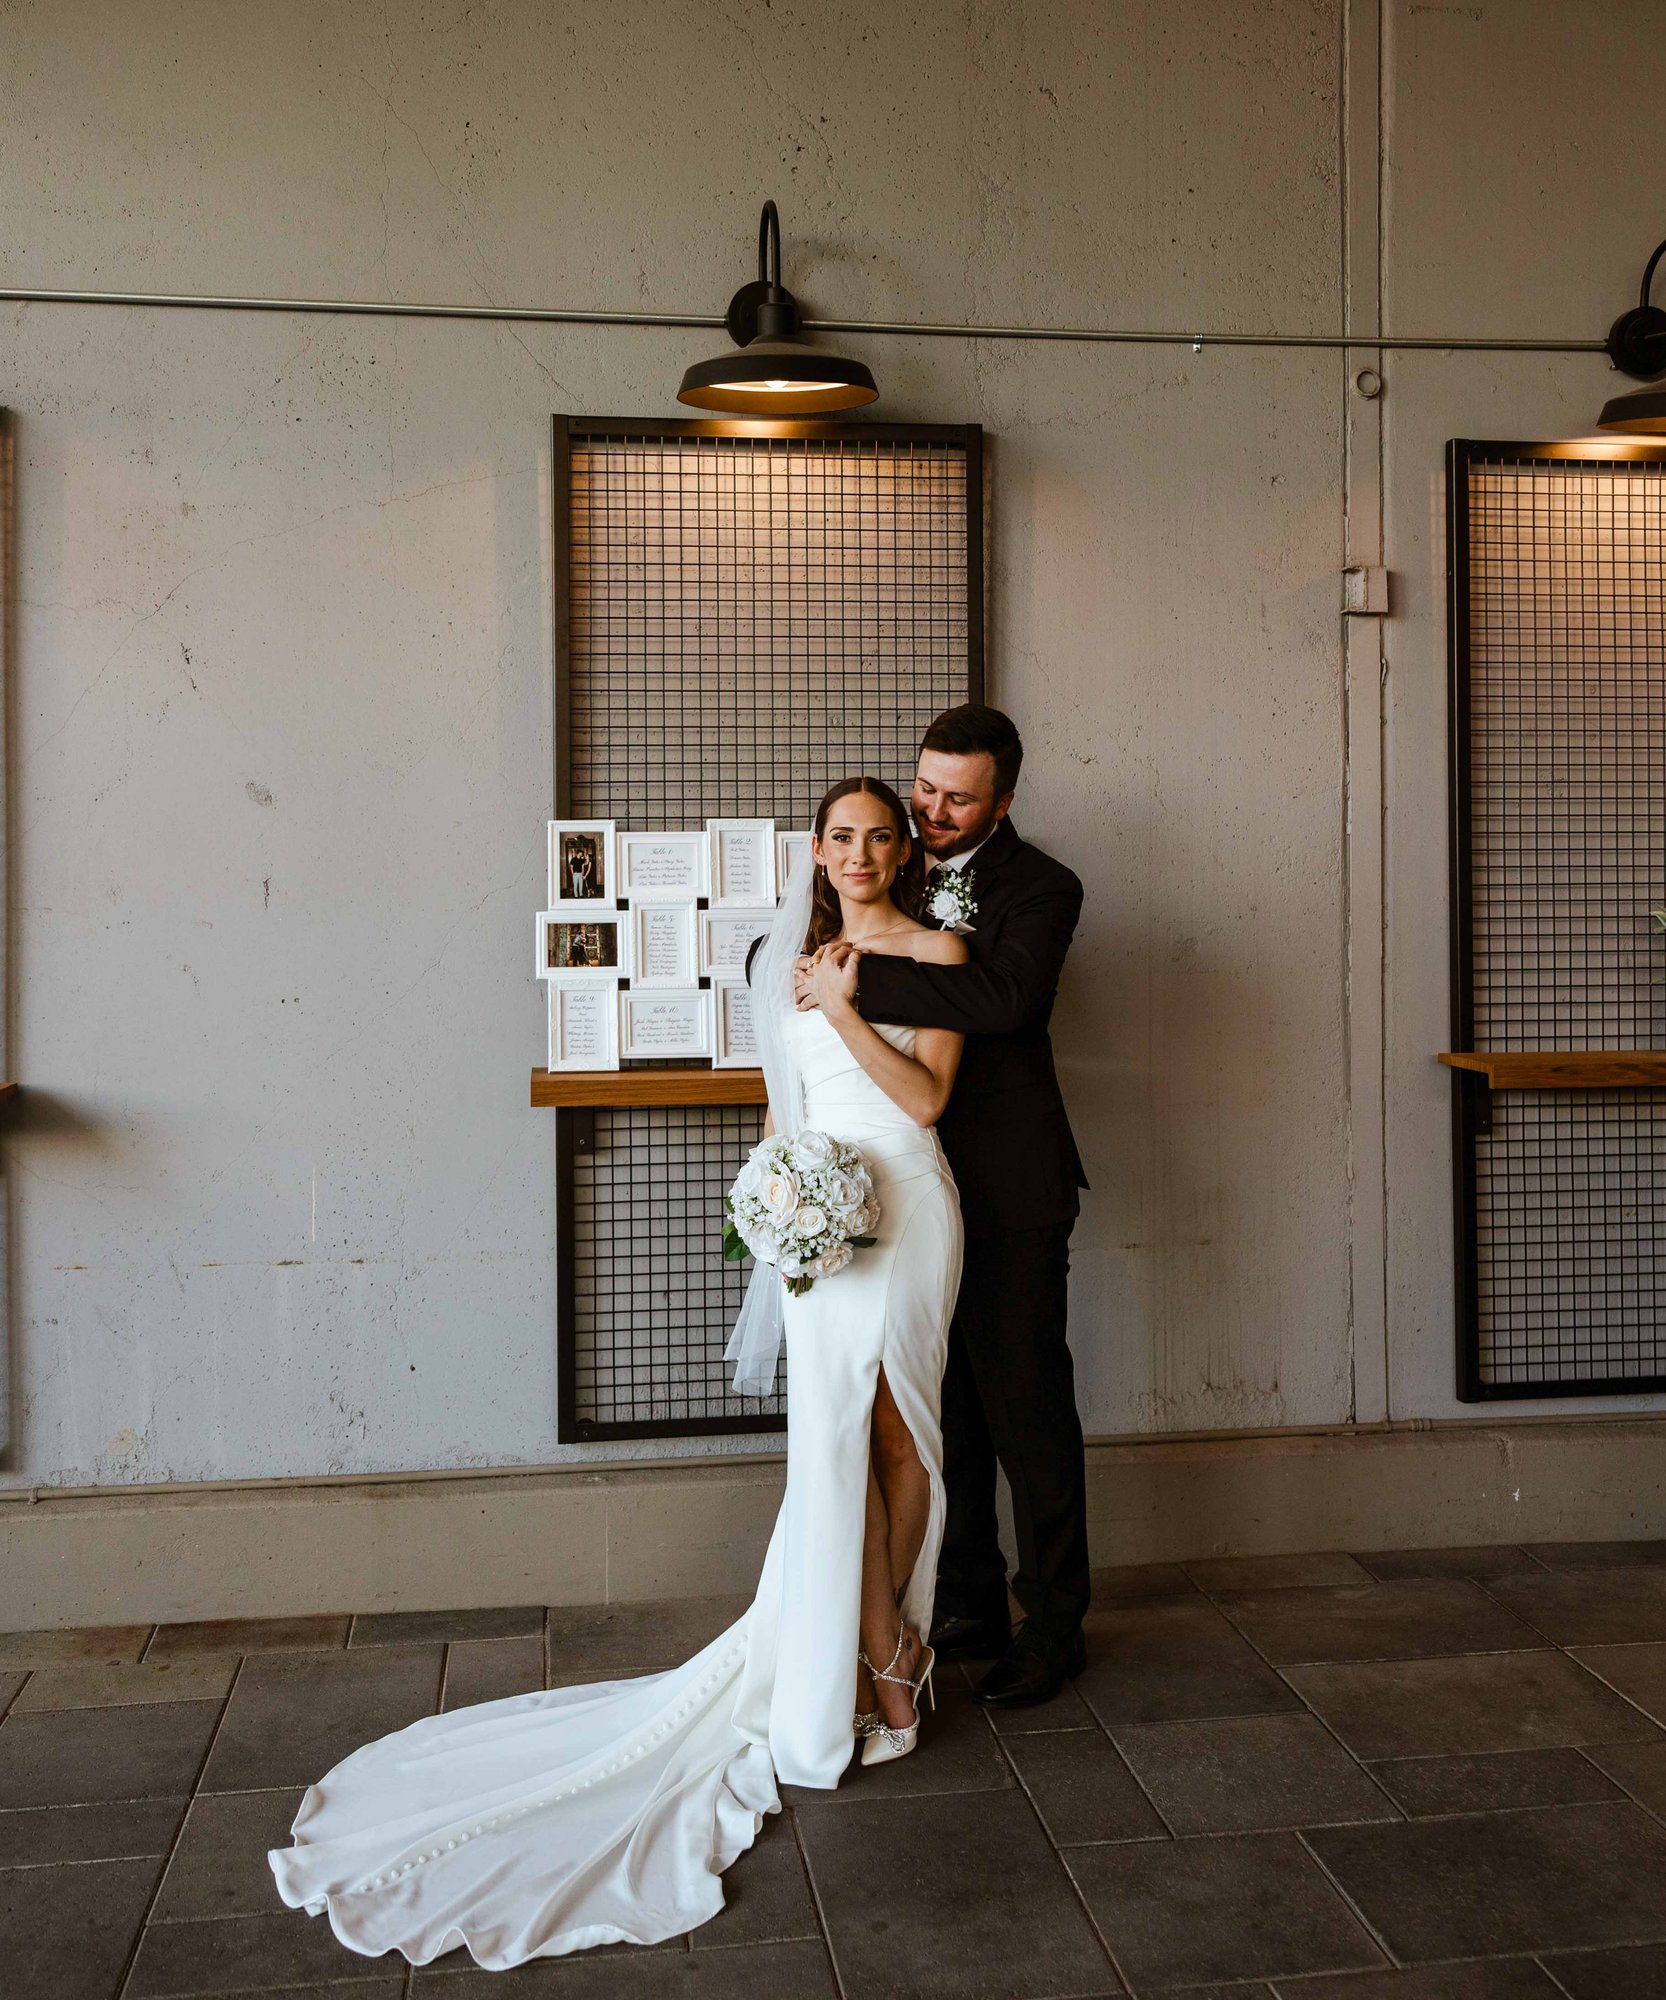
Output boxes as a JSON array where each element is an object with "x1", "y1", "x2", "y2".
[{"x1": 934, "y1": 1218, "x2": 1091, "y2": 1644}]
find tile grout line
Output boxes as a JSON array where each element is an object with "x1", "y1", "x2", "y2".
[
  {"x1": 1290, "y1": 1823, "x2": 1403, "y2": 1974},
  {"x1": 1472, "y1": 1567, "x2": 1666, "y2": 1748},
  {"x1": 113, "y1": 1649, "x2": 248, "y2": 2000},
  {"x1": 1570, "y1": 1743, "x2": 1666, "y2": 1834},
  {"x1": 1554, "y1": 1652, "x2": 1666, "y2": 1735},
  {"x1": 0, "y1": 1666, "x2": 28, "y2": 1721},
  {"x1": 1532, "y1": 1951, "x2": 1581, "y2": 1997},
  {"x1": 785, "y1": 1804, "x2": 850, "y2": 2000},
  {"x1": 1250, "y1": 1686, "x2": 1408, "y2": 1828},
  {"x1": 1063, "y1": 1713, "x2": 1183, "y2": 1845},
  {"x1": 1191, "y1": 1567, "x2": 1666, "y2": 1839},
  {"x1": 1181, "y1": 1566, "x2": 1618, "y2": 1693},
  {"x1": 981, "y1": 1690, "x2": 1136, "y2": 1995}
]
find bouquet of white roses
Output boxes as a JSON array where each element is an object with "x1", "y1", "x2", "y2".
[{"x1": 723, "y1": 1129, "x2": 879, "y2": 1297}]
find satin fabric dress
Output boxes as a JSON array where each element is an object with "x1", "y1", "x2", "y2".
[{"x1": 268, "y1": 1009, "x2": 963, "y2": 1969}]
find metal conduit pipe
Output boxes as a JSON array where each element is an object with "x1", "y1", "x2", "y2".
[{"x1": 0, "y1": 283, "x2": 1608, "y2": 354}]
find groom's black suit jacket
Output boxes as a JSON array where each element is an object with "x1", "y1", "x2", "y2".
[{"x1": 852, "y1": 818, "x2": 1087, "y2": 1233}]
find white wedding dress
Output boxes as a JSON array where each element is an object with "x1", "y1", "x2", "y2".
[{"x1": 269, "y1": 1008, "x2": 963, "y2": 1969}]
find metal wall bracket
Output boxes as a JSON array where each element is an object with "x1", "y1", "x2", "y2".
[{"x1": 1343, "y1": 565, "x2": 1390, "y2": 615}]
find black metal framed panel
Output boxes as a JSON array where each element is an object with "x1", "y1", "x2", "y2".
[
  {"x1": 1448, "y1": 438, "x2": 1666, "y2": 1400},
  {"x1": 553, "y1": 417, "x2": 985, "y2": 1440}
]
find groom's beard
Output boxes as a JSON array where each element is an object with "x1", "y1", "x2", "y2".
[{"x1": 918, "y1": 810, "x2": 999, "y2": 861}]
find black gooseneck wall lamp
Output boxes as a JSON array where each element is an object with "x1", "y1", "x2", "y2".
[
  {"x1": 1598, "y1": 235, "x2": 1666, "y2": 434},
  {"x1": 677, "y1": 201, "x2": 878, "y2": 416}
]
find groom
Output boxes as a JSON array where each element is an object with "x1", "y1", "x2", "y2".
[{"x1": 808, "y1": 704, "x2": 1091, "y2": 1706}]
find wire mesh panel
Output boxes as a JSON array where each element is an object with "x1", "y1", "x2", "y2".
[
  {"x1": 554, "y1": 418, "x2": 983, "y2": 1440},
  {"x1": 570, "y1": 1105, "x2": 768, "y2": 1431},
  {"x1": 1450, "y1": 440, "x2": 1666, "y2": 1397},
  {"x1": 562, "y1": 425, "x2": 979, "y2": 830},
  {"x1": 1472, "y1": 1090, "x2": 1666, "y2": 1389}
]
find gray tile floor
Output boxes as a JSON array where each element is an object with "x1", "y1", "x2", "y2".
[{"x1": 7, "y1": 1546, "x2": 1666, "y2": 1996}]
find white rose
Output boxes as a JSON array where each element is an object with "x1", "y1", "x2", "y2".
[
  {"x1": 734, "y1": 1154, "x2": 766, "y2": 1199},
  {"x1": 929, "y1": 887, "x2": 960, "y2": 923},
  {"x1": 762, "y1": 1169, "x2": 800, "y2": 1221},
  {"x1": 779, "y1": 1250, "x2": 804, "y2": 1279},
  {"x1": 808, "y1": 1241, "x2": 854, "y2": 1280},
  {"x1": 850, "y1": 1204, "x2": 877, "y2": 1236},
  {"x1": 791, "y1": 1129, "x2": 836, "y2": 1171},
  {"x1": 792, "y1": 1203, "x2": 828, "y2": 1241},
  {"x1": 823, "y1": 1170, "x2": 863, "y2": 1213}
]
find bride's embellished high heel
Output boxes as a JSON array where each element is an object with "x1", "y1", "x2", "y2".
[{"x1": 856, "y1": 1628, "x2": 936, "y2": 1766}]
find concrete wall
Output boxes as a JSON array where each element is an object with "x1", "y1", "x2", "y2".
[{"x1": 0, "y1": 0, "x2": 1663, "y2": 1506}]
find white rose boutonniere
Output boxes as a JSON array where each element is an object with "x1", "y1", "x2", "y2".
[{"x1": 926, "y1": 868, "x2": 978, "y2": 936}]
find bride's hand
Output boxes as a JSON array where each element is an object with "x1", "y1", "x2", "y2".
[
  {"x1": 794, "y1": 947, "x2": 830, "y2": 1012},
  {"x1": 812, "y1": 941, "x2": 861, "y2": 1015}
]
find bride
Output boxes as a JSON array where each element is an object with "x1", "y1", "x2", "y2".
[{"x1": 268, "y1": 775, "x2": 967, "y2": 1968}]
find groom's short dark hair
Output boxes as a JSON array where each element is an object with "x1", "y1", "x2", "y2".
[{"x1": 921, "y1": 704, "x2": 1023, "y2": 800}]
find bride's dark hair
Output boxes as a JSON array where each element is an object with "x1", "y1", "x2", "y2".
[{"x1": 803, "y1": 776, "x2": 924, "y2": 952}]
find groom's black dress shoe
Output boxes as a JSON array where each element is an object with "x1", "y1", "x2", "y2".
[
  {"x1": 971, "y1": 1626, "x2": 1086, "y2": 1708},
  {"x1": 928, "y1": 1609, "x2": 1013, "y2": 1661}
]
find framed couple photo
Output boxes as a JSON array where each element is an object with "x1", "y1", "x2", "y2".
[
  {"x1": 537, "y1": 912, "x2": 625, "y2": 981},
  {"x1": 548, "y1": 820, "x2": 617, "y2": 911}
]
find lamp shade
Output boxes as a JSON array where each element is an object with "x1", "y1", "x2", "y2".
[
  {"x1": 678, "y1": 336, "x2": 877, "y2": 415},
  {"x1": 1597, "y1": 383, "x2": 1666, "y2": 436},
  {"x1": 680, "y1": 201, "x2": 880, "y2": 417}
]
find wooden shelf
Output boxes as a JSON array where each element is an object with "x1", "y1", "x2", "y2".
[
  {"x1": 531, "y1": 1067, "x2": 766, "y2": 1108},
  {"x1": 1440, "y1": 1052, "x2": 1666, "y2": 1089}
]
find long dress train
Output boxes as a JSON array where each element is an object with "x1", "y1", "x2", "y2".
[{"x1": 268, "y1": 1011, "x2": 962, "y2": 1968}]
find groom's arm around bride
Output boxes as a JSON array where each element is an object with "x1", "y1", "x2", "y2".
[{"x1": 850, "y1": 813, "x2": 1086, "y2": 1232}]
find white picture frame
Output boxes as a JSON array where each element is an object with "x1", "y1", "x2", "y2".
[
  {"x1": 536, "y1": 910, "x2": 626, "y2": 981},
  {"x1": 547, "y1": 819, "x2": 618, "y2": 910},
  {"x1": 699, "y1": 906, "x2": 777, "y2": 980},
  {"x1": 706, "y1": 817, "x2": 776, "y2": 908},
  {"x1": 618, "y1": 988, "x2": 714, "y2": 1061},
  {"x1": 547, "y1": 979, "x2": 620, "y2": 1071},
  {"x1": 618, "y1": 829, "x2": 708, "y2": 899},
  {"x1": 712, "y1": 977, "x2": 759, "y2": 1069},
  {"x1": 627, "y1": 898, "x2": 700, "y2": 990},
  {"x1": 775, "y1": 827, "x2": 814, "y2": 893}
]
